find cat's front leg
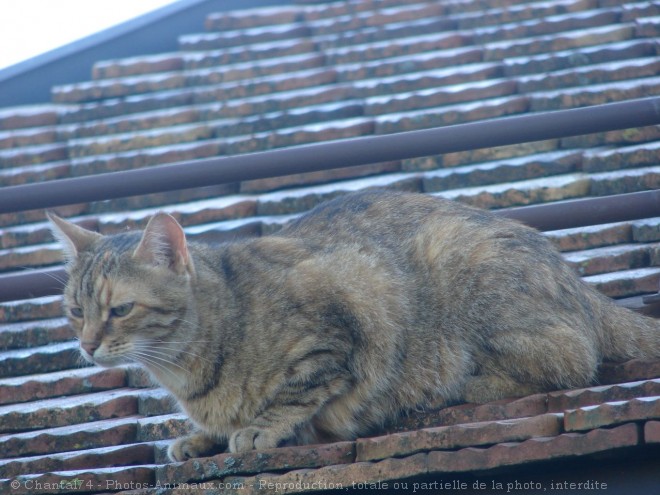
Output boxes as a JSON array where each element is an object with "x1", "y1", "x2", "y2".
[
  {"x1": 229, "y1": 406, "x2": 307, "y2": 452},
  {"x1": 229, "y1": 376, "x2": 350, "y2": 452},
  {"x1": 230, "y1": 426, "x2": 281, "y2": 452},
  {"x1": 168, "y1": 431, "x2": 227, "y2": 461}
]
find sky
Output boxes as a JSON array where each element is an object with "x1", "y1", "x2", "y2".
[{"x1": 0, "y1": 0, "x2": 178, "y2": 70}]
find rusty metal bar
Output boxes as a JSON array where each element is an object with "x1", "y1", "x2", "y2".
[
  {"x1": 1, "y1": 97, "x2": 659, "y2": 214},
  {"x1": 2, "y1": 189, "x2": 660, "y2": 303}
]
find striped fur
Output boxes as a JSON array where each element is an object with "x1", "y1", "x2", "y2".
[{"x1": 48, "y1": 190, "x2": 660, "y2": 460}]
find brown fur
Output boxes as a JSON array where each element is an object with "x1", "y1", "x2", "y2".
[{"x1": 48, "y1": 190, "x2": 660, "y2": 461}]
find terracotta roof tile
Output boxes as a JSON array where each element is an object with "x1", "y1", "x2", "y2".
[
  {"x1": 0, "y1": 142, "x2": 68, "y2": 168},
  {"x1": 584, "y1": 266, "x2": 660, "y2": 298},
  {"x1": 0, "y1": 105, "x2": 61, "y2": 132},
  {"x1": 545, "y1": 220, "x2": 634, "y2": 252},
  {"x1": 583, "y1": 139, "x2": 660, "y2": 172},
  {"x1": 0, "y1": 295, "x2": 62, "y2": 324},
  {"x1": 0, "y1": 388, "x2": 143, "y2": 434},
  {"x1": 0, "y1": 318, "x2": 73, "y2": 351},
  {"x1": 92, "y1": 53, "x2": 186, "y2": 81},
  {"x1": 356, "y1": 414, "x2": 563, "y2": 462},
  {"x1": 0, "y1": 367, "x2": 127, "y2": 406},
  {"x1": 547, "y1": 378, "x2": 660, "y2": 410},
  {"x1": 135, "y1": 414, "x2": 191, "y2": 443},
  {"x1": 1, "y1": 466, "x2": 155, "y2": 495},
  {"x1": 205, "y1": 6, "x2": 304, "y2": 31},
  {"x1": 564, "y1": 396, "x2": 660, "y2": 431},
  {"x1": 0, "y1": 442, "x2": 154, "y2": 480},
  {"x1": 159, "y1": 441, "x2": 355, "y2": 486},
  {"x1": 424, "y1": 423, "x2": 640, "y2": 473}
]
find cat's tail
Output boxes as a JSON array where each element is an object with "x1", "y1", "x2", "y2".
[{"x1": 599, "y1": 299, "x2": 660, "y2": 361}]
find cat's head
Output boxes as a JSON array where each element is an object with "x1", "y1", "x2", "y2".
[{"x1": 48, "y1": 212, "x2": 195, "y2": 369}]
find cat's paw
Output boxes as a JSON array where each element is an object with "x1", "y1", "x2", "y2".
[
  {"x1": 229, "y1": 427, "x2": 279, "y2": 452},
  {"x1": 464, "y1": 375, "x2": 539, "y2": 404},
  {"x1": 168, "y1": 433, "x2": 220, "y2": 462}
]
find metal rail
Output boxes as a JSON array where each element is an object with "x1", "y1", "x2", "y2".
[
  {"x1": 2, "y1": 189, "x2": 660, "y2": 303},
  {"x1": 1, "y1": 96, "x2": 659, "y2": 214},
  {"x1": 1, "y1": 97, "x2": 659, "y2": 302},
  {"x1": 498, "y1": 189, "x2": 660, "y2": 231}
]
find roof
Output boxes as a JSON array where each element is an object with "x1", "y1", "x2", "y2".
[
  {"x1": 0, "y1": 0, "x2": 287, "y2": 107},
  {"x1": 1, "y1": 0, "x2": 659, "y2": 493}
]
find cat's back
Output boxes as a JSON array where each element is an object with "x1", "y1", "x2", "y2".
[
  {"x1": 278, "y1": 190, "x2": 450, "y2": 244},
  {"x1": 276, "y1": 189, "x2": 517, "y2": 250}
]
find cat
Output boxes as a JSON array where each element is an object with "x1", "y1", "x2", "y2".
[{"x1": 48, "y1": 189, "x2": 660, "y2": 461}]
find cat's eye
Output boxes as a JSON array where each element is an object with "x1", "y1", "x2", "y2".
[
  {"x1": 111, "y1": 303, "x2": 134, "y2": 318},
  {"x1": 69, "y1": 307, "x2": 84, "y2": 318}
]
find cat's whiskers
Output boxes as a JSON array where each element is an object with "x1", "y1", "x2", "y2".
[
  {"x1": 151, "y1": 319, "x2": 217, "y2": 365},
  {"x1": 142, "y1": 347, "x2": 216, "y2": 374},
  {"x1": 139, "y1": 348, "x2": 189, "y2": 364},
  {"x1": 19, "y1": 265, "x2": 67, "y2": 288},
  {"x1": 128, "y1": 349, "x2": 187, "y2": 387},
  {"x1": 132, "y1": 345, "x2": 191, "y2": 374},
  {"x1": 152, "y1": 341, "x2": 216, "y2": 365},
  {"x1": 129, "y1": 356, "x2": 184, "y2": 388},
  {"x1": 131, "y1": 354, "x2": 175, "y2": 377}
]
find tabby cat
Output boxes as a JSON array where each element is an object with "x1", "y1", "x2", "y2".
[{"x1": 48, "y1": 190, "x2": 660, "y2": 461}]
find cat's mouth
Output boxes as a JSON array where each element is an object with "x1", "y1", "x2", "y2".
[{"x1": 79, "y1": 345, "x2": 132, "y2": 368}]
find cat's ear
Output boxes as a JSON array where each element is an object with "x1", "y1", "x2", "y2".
[
  {"x1": 47, "y1": 212, "x2": 102, "y2": 262},
  {"x1": 133, "y1": 213, "x2": 194, "y2": 276}
]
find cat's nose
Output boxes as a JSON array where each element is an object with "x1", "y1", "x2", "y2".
[{"x1": 81, "y1": 340, "x2": 100, "y2": 356}]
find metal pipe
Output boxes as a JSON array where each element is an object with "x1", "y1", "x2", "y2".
[
  {"x1": 1, "y1": 97, "x2": 659, "y2": 214},
  {"x1": 497, "y1": 189, "x2": 660, "y2": 231},
  {"x1": 2, "y1": 189, "x2": 660, "y2": 303},
  {"x1": 0, "y1": 266, "x2": 66, "y2": 303}
]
